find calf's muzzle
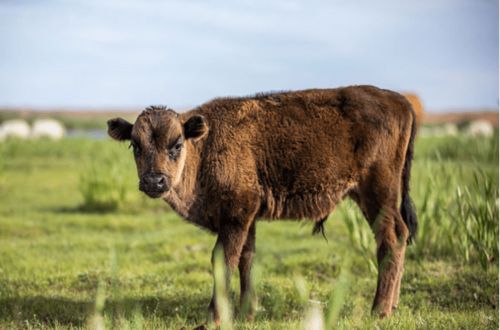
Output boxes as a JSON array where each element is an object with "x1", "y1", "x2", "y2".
[{"x1": 139, "y1": 173, "x2": 169, "y2": 198}]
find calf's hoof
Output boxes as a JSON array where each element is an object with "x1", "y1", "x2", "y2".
[
  {"x1": 372, "y1": 304, "x2": 393, "y2": 319},
  {"x1": 193, "y1": 325, "x2": 208, "y2": 330},
  {"x1": 208, "y1": 300, "x2": 221, "y2": 326}
]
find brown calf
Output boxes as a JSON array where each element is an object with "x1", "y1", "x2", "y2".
[{"x1": 107, "y1": 85, "x2": 417, "y2": 322}]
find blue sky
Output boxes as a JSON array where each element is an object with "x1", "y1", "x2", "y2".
[{"x1": 0, "y1": 0, "x2": 498, "y2": 111}]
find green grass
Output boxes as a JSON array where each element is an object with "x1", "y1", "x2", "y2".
[{"x1": 0, "y1": 134, "x2": 498, "y2": 329}]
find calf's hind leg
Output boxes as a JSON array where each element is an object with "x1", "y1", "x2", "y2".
[
  {"x1": 355, "y1": 171, "x2": 409, "y2": 318},
  {"x1": 371, "y1": 209, "x2": 408, "y2": 317}
]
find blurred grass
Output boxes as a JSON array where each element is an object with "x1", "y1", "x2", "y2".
[
  {"x1": 79, "y1": 147, "x2": 131, "y2": 212},
  {"x1": 0, "y1": 133, "x2": 497, "y2": 329},
  {"x1": 415, "y1": 133, "x2": 498, "y2": 163}
]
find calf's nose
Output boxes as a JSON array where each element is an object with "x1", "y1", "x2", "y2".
[
  {"x1": 152, "y1": 175, "x2": 166, "y2": 190},
  {"x1": 140, "y1": 173, "x2": 168, "y2": 192}
]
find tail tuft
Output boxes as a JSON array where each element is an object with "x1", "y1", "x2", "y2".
[
  {"x1": 401, "y1": 192, "x2": 417, "y2": 243},
  {"x1": 312, "y1": 217, "x2": 328, "y2": 241}
]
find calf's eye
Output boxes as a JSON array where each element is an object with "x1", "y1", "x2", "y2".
[
  {"x1": 129, "y1": 142, "x2": 141, "y2": 157},
  {"x1": 168, "y1": 143, "x2": 183, "y2": 160}
]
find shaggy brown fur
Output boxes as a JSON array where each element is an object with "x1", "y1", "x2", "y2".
[{"x1": 107, "y1": 85, "x2": 417, "y2": 322}]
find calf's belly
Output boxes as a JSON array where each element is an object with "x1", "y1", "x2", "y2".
[{"x1": 258, "y1": 180, "x2": 356, "y2": 221}]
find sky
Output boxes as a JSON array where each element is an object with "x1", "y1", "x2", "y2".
[{"x1": 0, "y1": 0, "x2": 498, "y2": 111}]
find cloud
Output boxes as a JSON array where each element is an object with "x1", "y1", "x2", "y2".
[{"x1": 0, "y1": 0, "x2": 497, "y2": 109}]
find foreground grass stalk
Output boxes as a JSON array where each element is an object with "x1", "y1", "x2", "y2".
[
  {"x1": 213, "y1": 247, "x2": 233, "y2": 330},
  {"x1": 324, "y1": 259, "x2": 352, "y2": 328},
  {"x1": 88, "y1": 280, "x2": 106, "y2": 330}
]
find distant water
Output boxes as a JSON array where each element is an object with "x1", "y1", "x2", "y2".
[{"x1": 66, "y1": 129, "x2": 107, "y2": 139}]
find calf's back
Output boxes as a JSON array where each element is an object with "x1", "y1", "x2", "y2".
[{"x1": 186, "y1": 85, "x2": 413, "y2": 225}]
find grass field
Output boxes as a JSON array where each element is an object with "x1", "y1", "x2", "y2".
[{"x1": 0, "y1": 133, "x2": 498, "y2": 329}]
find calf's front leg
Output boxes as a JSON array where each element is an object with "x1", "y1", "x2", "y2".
[
  {"x1": 238, "y1": 222, "x2": 256, "y2": 320},
  {"x1": 208, "y1": 220, "x2": 253, "y2": 325}
]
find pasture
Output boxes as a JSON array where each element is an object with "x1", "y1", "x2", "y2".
[{"x1": 0, "y1": 133, "x2": 498, "y2": 329}]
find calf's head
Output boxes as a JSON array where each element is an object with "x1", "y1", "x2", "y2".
[{"x1": 107, "y1": 107, "x2": 208, "y2": 198}]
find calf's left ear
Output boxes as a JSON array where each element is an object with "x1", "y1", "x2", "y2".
[
  {"x1": 183, "y1": 115, "x2": 209, "y2": 141},
  {"x1": 107, "y1": 117, "x2": 133, "y2": 141}
]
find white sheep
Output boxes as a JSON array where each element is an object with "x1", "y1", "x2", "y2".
[
  {"x1": 31, "y1": 119, "x2": 66, "y2": 140},
  {"x1": 0, "y1": 119, "x2": 31, "y2": 140},
  {"x1": 466, "y1": 120, "x2": 494, "y2": 137}
]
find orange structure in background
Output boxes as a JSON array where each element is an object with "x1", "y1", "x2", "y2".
[{"x1": 402, "y1": 93, "x2": 424, "y2": 126}]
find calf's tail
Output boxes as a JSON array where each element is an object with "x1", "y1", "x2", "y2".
[{"x1": 400, "y1": 107, "x2": 418, "y2": 244}]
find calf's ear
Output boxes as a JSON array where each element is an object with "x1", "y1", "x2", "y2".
[
  {"x1": 107, "y1": 117, "x2": 133, "y2": 141},
  {"x1": 183, "y1": 115, "x2": 208, "y2": 141}
]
